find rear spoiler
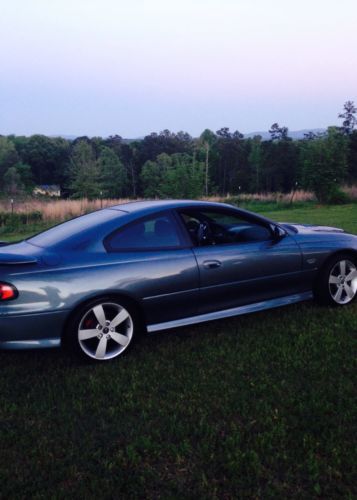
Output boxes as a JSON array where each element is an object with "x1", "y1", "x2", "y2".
[{"x1": 0, "y1": 253, "x2": 38, "y2": 265}]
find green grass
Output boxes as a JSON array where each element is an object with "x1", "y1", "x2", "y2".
[
  {"x1": 233, "y1": 199, "x2": 316, "y2": 213},
  {"x1": 261, "y1": 203, "x2": 357, "y2": 235},
  {"x1": 0, "y1": 222, "x2": 54, "y2": 242},
  {"x1": 234, "y1": 201, "x2": 357, "y2": 235},
  {"x1": 1, "y1": 204, "x2": 356, "y2": 498}
]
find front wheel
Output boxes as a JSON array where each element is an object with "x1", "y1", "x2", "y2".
[
  {"x1": 315, "y1": 254, "x2": 357, "y2": 306},
  {"x1": 65, "y1": 298, "x2": 136, "y2": 362}
]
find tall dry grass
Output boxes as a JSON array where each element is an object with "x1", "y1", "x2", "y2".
[
  {"x1": 207, "y1": 185, "x2": 357, "y2": 204},
  {"x1": 204, "y1": 190, "x2": 316, "y2": 203},
  {"x1": 0, "y1": 198, "x2": 133, "y2": 221},
  {"x1": 0, "y1": 185, "x2": 356, "y2": 223},
  {"x1": 342, "y1": 184, "x2": 357, "y2": 199}
]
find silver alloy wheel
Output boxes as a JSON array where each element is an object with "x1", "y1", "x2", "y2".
[
  {"x1": 328, "y1": 259, "x2": 357, "y2": 305},
  {"x1": 78, "y1": 302, "x2": 134, "y2": 360}
]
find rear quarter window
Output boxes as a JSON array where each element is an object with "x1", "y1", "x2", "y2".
[
  {"x1": 105, "y1": 212, "x2": 183, "y2": 251},
  {"x1": 28, "y1": 209, "x2": 124, "y2": 248}
]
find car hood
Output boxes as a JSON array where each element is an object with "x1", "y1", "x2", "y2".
[{"x1": 281, "y1": 223, "x2": 345, "y2": 235}]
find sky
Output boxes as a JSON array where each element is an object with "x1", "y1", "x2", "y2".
[{"x1": 0, "y1": 0, "x2": 356, "y2": 137}]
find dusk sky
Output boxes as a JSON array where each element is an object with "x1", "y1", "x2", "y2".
[{"x1": 1, "y1": 0, "x2": 356, "y2": 137}]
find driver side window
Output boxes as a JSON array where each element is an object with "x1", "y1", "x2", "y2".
[{"x1": 179, "y1": 209, "x2": 272, "y2": 246}]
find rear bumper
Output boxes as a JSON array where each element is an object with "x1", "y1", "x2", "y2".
[{"x1": 0, "y1": 310, "x2": 69, "y2": 349}]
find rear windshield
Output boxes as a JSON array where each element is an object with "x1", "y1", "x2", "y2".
[{"x1": 28, "y1": 209, "x2": 123, "y2": 248}]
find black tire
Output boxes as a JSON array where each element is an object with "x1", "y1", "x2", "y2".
[
  {"x1": 63, "y1": 297, "x2": 138, "y2": 362},
  {"x1": 314, "y1": 253, "x2": 357, "y2": 306}
]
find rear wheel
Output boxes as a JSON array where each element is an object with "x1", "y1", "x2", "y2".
[
  {"x1": 65, "y1": 298, "x2": 136, "y2": 362},
  {"x1": 315, "y1": 254, "x2": 357, "y2": 306}
]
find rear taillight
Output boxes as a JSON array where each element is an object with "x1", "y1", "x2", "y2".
[{"x1": 0, "y1": 283, "x2": 18, "y2": 301}]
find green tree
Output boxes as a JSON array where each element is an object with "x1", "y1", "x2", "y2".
[
  {"x1": 121, "y1": 142, "x2": 140, "y2": 197},
  {"x1": 248, "y1": 136, "x2": 263, "y2": 192},
  {"x1": 15, "y1": 163, "x2": 34, "y2": 193},
  {"x1": 140, "y1": 156, "x2": 166, "y2": 198},
  {"x1": 0, "y1": 137, "x2": 19, "y2": 189},
  {"x1": 301, "y1": 127, "x2": 348, "y2": 202},
  {"x1": 68, "y1": 141, "x2": 100, "y2": 199},
  {"x1": 3, "y1": 166, "x2": 24, "y2": 195},
  {"x1": 22, "y1": 135, "x2": 70, "y2": 186},
  {"x1": 140, "y1": 153, "x2": 204, "y2": 199},
  {"x1": 98, "y1": 147, "x2": 128, "y2": 198},
  {"x1": 213, "y1": 128, "x2": 248, "y2": 195},
  {"x1": 338, "y1": 100, "x2": 357, "y2": 135},
  {"x1": 163, "y1": 153, "x2": 204, "y2": 198},
  {"x1": 269, "y1": 123, "x2": 289, "y2": 141},
  {"x1": 199, "y1": 129, "x2": 216, "y2": 196},
  {"x1": 347, "y1": 130, "x2": 357, "y2": 182}
]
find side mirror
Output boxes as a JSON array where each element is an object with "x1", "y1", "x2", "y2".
[{"x1": 273, "y1": 225, "x2": 286, "y2": 241}]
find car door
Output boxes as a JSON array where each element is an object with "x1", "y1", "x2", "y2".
[
  {"x1": 177, "y1": 207, "x2": 303, "y2": 314},
  {"x1": 103, "y1": 210, "x2": 200, "y2": 324}
]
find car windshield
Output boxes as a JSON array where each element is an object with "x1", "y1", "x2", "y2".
[{"x1": 28, "y1": 209, "x2": 123, "y2": 248}]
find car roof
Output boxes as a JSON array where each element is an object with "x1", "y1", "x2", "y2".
[
  {"x1": 28, "y1": 200, "x2": 277, "y2": 251},
  {"x1": 109, "y1": 199, "x2": 235, "y2": 215},
  {"x1": 108, "y1": 199, "x2": 276, "y2": 226}
]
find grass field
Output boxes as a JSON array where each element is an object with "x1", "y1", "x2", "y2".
[{"x1": 1, "y1": 204, "x2": 356, "y2": 498}]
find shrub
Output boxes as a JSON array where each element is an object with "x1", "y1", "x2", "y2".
[
  {"x1": 326, "y1": 187, "x2": 351, "y2": 204},
  {"x1": 0, "y1": 211, "x2": 43, "y2": 230}
]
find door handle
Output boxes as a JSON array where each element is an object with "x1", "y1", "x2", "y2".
[{"x1": 203, "y1": 260, "x2": 222, "y2": 269}]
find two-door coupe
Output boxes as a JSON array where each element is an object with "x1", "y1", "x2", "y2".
[{"x1": 0, "y1": 200, "x2": 356, "y2": 362}]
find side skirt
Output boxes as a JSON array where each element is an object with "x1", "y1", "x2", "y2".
[
  {"x1": 147, "y1": 291, "x2": 313, "y2": 333},
  {"x1": 0, "y1": 338, "x2": 61, "y2": 350}
]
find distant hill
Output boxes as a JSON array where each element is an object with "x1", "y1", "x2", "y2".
[
  {"x1": 244, "y1": 129, "x2": 326, "y2": 140},
  {"x1": 123, "y1": 129, "x2": 327, "y2": 141},
  {"x1": 50, "y1": 135, "x2": 139, "y2": 143},
  {"x1": 49, "y1": 134, "x2": 77, "y2": 140},
  {"x1": 51, "y1": 129, "x2": 326, "y2": 142}
]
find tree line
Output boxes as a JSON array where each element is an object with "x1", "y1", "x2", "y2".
[{"x1": 0, "y1": 101, "x2": 356, "y2": 203}]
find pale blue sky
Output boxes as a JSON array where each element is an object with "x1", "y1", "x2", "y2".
[{"x1": 1, "y1": 0, "x2": 356, "y2": 137}]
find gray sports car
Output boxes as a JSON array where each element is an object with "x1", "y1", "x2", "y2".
[{"x1": 0, "y1": 200, "x2": 356, "y2": 362}]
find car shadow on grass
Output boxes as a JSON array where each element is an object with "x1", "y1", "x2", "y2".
[{"x1": 0, "y1": 299, "x2": 353, "y2": 371}]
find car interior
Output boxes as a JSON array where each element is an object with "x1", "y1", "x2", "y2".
[{"x1": 179, "y1": 211, "x2": 272, "y2": 246}]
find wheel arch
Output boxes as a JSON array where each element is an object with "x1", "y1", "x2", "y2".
[
  {"x1": 313, "y1": 248, "x2": 357, "y2": 304},
  {"x1": 61, "y1": 291, "x2": 147, "y2": 342},
  {"x1": 319, "y1": 248, "x2": 357, "y2": 272}
]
